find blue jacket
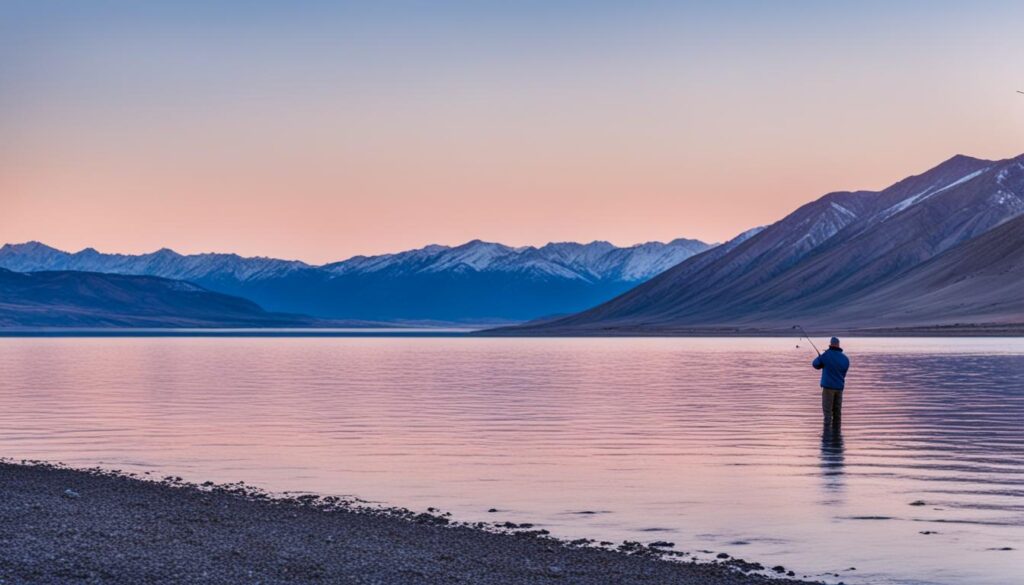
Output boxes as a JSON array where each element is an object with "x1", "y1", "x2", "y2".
[{"x1": 813, "y1": 348, "x2": 849, "y2": 390}]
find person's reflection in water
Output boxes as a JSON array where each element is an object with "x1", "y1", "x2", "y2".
[{"x1": 819, "y1": 424, "x2": 846, "y2": 501}]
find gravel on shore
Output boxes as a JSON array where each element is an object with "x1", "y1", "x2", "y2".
[{"x1": 0, "y1": 461, "x2": 819, "y2": 585}]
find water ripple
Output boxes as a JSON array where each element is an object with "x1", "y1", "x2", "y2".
[{"x1": 0, "y1": 336, "x2": 1021, "y2": 585}]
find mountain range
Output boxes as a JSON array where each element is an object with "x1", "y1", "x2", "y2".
[
  {"x1": 6, "y1": 152, "x2": 1020, "y2": 331},
  {"x1": 497, "y1": 153, "x2": 1024, "y2": 334},
  {"x1": 0, "y1": 269, "x2": 319, "y2": 328},
  {"x1": 0, "y1": 238, "x2": 713, "y2": 323}
]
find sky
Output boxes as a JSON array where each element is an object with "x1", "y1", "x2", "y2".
[{"x1": 2, "y1": 1, "x2": 1023, "y2": 263}]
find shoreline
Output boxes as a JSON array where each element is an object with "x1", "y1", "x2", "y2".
[
  {"x1": 478, "y1": 322, "x2": 1024, "y2": 337},
  {"x1": 2, "y1": 324, "x2": 1023, "y2": 338},
  {"x1": 0, "y1": 460, "x2": 820, "y2": 585}
]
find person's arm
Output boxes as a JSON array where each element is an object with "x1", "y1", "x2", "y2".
[{"x1": 812, "y1": 354, "x2": 823, "y2": 369}]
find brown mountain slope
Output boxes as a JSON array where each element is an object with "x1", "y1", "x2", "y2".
[{"x1": 821, "y1": 213, "x2": 1024, "y2": 328}]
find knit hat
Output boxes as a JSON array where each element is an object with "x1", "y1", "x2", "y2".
[{"x1": 829, "y1": 336, "x2": 841, "y2": 348}]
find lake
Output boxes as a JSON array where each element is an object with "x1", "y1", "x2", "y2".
[{"x1": 1, "y1": 336, "x2": 1021, "y2": 584}]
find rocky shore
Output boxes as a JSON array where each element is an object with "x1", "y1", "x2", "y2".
[{"x1": 0, "y1": 461, "x2": 818, "y2": 584}]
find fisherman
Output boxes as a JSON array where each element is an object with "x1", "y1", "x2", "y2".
[{"x1": 813, "y1": 337, "x2": 850, "y2": 428}]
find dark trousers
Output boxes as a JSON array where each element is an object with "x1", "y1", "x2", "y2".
[{"x1": 822, "y1": 387, "x2": 843, "y2": 427}]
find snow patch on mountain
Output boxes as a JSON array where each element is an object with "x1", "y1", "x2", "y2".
[
  {"x1": 729, "y1": 226, "x2": 766, "y2": 245},
  {"x1": 878, "y1": 167, "x2": 990, "y2": 222},
  {"x1": 793, "y1": 203, "x2": 859, "y2": 252},
  {"x1": 830, "y1": 202, "x2": 857, "y2": 219}
]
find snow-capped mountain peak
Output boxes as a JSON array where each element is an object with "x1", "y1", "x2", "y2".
[
  {"x1": 0, "y1": 244, "x2": 312, "y2": 282},
  {"x1": 321, "y1": 237, "x2": 713, "y2": 282},
  {"x1": 2, "y1": 236, "x2": 714, "y2": 286}
]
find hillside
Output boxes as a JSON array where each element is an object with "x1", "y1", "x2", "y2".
[
  {"x1": 824, "y1": 212, "x2": 1024, "y2": 329},
  {"x1": 495, "y1": 153, "x2": 1024, "y2": 334},
  {"x1": 0, "y1": 269, "x2": 318, "y2": 328}
]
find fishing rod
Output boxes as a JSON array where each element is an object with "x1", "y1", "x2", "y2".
[{"x1": 792, "y1": 325, "x2": 821, "y2": 356}]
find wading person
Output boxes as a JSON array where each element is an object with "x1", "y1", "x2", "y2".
[{"x1": 813, "y1": 337, "x2": 850, "y2": 428}]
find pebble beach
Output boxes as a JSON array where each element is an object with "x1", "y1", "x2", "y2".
[{"x1": 0, "y1": 461, "x2": 818, "y2": 585}]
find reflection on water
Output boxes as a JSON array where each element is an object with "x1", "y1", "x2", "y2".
[
  {"x1": 820, "y1": 427, "x2": 846, "y2": 500},
  {"x1": 0, "y1": 337, "x2": 1021, "y2": 585}
]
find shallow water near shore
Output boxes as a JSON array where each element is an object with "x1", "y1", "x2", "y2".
[{"x1": 1, "y1": 337, "x2": 1022, "y2": 584}]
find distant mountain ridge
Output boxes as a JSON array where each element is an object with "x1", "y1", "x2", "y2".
[
  {"x1": 0, "y1": 237, "x2": 713, "y2": 323},
  {"x1": 322, "y1": 238, "x2": 711, "y2": 282},
  {"x1": 497, "y1": 153, "x2": 1024, "y2": 334},
  {"x1": 0, "y1": 242, "x2": 311, "y2": 282}
]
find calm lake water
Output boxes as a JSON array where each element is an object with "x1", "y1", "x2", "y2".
[{"x1": 1, "y1": 337, "x2": 1022, "y2": 584}]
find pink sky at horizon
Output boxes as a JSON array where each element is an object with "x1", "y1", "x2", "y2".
[
  {"x1": 5, "y1": 147, "x2": 1024, "y2": 264},
  {"x1": 3, "y1": 2, "x2": 1023, "y2": 264}
]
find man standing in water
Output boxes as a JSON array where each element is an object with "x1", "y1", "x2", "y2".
[{"x1": 813, "y1": 337, "x2": 850, "y2": 428}]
